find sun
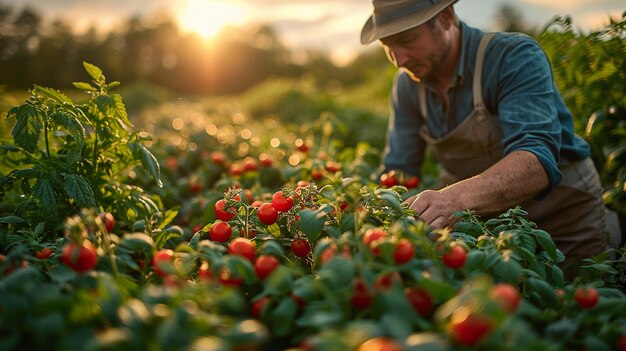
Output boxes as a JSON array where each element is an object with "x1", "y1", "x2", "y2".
[{"x1": 177, "y1": 0, "x2": 247, "y2": 39}]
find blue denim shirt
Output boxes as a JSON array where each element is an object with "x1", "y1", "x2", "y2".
[{"x1": 382, "y1": 21, "x2": 590, "y2": 193}]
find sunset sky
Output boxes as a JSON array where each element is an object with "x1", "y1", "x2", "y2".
[{"x1": 6, "y1": 0, "x2": 625, "y2": 65}]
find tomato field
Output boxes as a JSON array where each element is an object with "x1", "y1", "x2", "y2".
[{"x1": 0, "y1": 14, "x2": 625, "y2": 351}]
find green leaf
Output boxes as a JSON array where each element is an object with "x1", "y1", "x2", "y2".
[
  {"x1": 260, "y1": 240, "x2": 284, "y2": 257},
  {"x1": 265, "y1": 265, "x2": 293, "y2": 295},
  {"x1": 130, "y1": 143, "x2": 162, "y2": 187},
  {"x1": 545, "y1": 318, "x2": 579, "y2": 343},
  {"x1": 532, "y1": 229, "x2": 557, "y2": 261},
  {"x1": 63, "y1": 174, "x2": 96, "y2": 208},
  {"x1": 32, "y1": 179, "x2": 56, "y2": 212},
  {"x1": 119, "y1": 233, "x2": 155, "y2": 253},
  {"x1": 420, "y1": 278, "x2": 457, "y2": 302},
  {"x1": 157, "y1": 207, "x2": 179, "y2": 229},
  {"x1": 464, "y1": 249, "x2": 485, "y2": 272},
  {"x1": 107, "y1": 81, "x2": 121, "y2": 89},
  {"x1": 299, "y1": 209, "x2": 325, "y2": 241},
  {"x1": 0, "y1": 216, "x2": 26, "y2": 224},
  {"x1": 83, "y1": 62, "x2": 104, "y2": 82},
  {"x1": 72, "y1": 82, "x2": 95, "y2": 91},
  {"x1": 583, "y1": 335, "x2": 612, "y2": 351},
  {"x1": 318, "y1": 256, "x2": 355, "y2": 289},
  {"x1": 32, "y1": 85, "x2": 72, "y2": 104},
  {"x1": 95, "y1": 94, "x2": 131, "y2": 127},
  {"x1": 51, "y1": 110, "x2": 86, "y2": 149},
  {"x1": 10, "y1": 104, "x2": 42, "y2": 153},
  {"x1": 493, "y1": 253, "x2": 523, "y2": 284},
  {"x1": 267, "y1": 297, "x2": 297, "y2": 337},
  {"x1": 377, "y1": 188, "x2": 402, "y2": 212},
  {"x1": 527, "y1": 277, "x2": 558, "y2": 307}
]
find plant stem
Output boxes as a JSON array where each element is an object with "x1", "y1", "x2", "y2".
[{"x1": 43, "y1": 119, "x2": 51, "y2": 160}]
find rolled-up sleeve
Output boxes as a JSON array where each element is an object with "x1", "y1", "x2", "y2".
[
  {"x1": 382, "y1": 71, "x2": 427, "y2": 176},
  {"x1": 490, "y1": 36, "x2": 563, "y2": 197}
]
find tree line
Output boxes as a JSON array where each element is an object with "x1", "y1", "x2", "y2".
[{"x1": 0, "y1": 4, "x2": 392, "y2": 95}]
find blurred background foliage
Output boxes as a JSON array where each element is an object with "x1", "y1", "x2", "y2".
[{"x1": 0, "y1": 3, "x2": 624, "y2": 153}]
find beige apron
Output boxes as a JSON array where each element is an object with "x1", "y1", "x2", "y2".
[{"x1": 417, "y1": 33, "x2": 608, "y2": 277}]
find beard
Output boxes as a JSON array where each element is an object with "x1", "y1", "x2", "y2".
[{"x1": 402, "y1": 35, "x2": 452, "y2": 83}]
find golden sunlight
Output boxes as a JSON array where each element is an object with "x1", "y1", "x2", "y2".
[{"x1": 177, "y1": 0, "x2": 247, "y2": 39}]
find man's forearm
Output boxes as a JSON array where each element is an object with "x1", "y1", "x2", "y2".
[{"x1": 442, "y1": 150, "x2": 550, "y2": 216}]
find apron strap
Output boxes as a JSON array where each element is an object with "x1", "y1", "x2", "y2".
[{"x1": 473, "y1": 33, "x2": 496, "y2": 109}]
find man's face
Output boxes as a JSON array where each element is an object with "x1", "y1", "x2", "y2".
[{"x1": 380, "y1": 18, "x2": 450, "y2": 82}]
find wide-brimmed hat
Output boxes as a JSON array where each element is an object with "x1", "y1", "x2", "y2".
[{"x1": 360, "y1": 0, "x2": 458, "y2": 45}]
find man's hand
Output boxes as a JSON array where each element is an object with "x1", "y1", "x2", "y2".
[{"x1": 404, "y1": 189, "x2": 465, "y2": 229}]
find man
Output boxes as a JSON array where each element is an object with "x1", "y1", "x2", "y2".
[{"x1": 361, "y1": 0, "x2": 608, "y2": 276}]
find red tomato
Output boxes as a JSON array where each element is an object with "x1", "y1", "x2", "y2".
[
  {"x1": 210, "y1": 221, "x2": 232, "y2": 242},
  {"x1": 61, "y1": 240, "x2": 98, "y2": 273},
  {"x1": 363, "y1": 228, "x2": 388, "y2": 256},
  {"x1": 197, "y1": 261, "x2": 213, "y2": 281},
  {"x1": 272, "y1": 191, "x2": 294, "y2": 212},
  {"x1": 450, "y1": 310, "x2": 494, "y2": 346},
  {"x1": 295, "y1": 139, "x2": 309, "y2": 152},
  {"x1": 311, "y1": 169, "x2": 325, "y2": 180},
  {"x1": 189, "y1": 180, "x2": 202, "y2": 193},
  {"x1": 98, "y1": 212, "x2": 115, "y2": 232},
  {"x1": 219, "y1": 266, "x2": 243, "y2": 287},
  {"x1": 357, "y1": 337, "x2": 403, "y2": 351},
  {"x1": 229, "y1": 237, "x2": 255, "y2": 261},
  {"x1": 291, "y1": 239, "x2": 311, "y2": 258},
  {"x1": 165, "y1": 156, "x2": 178, "y2": 170},
  {"x1": 380, "y1": 171, "x2": 399, "y2": 187},
  {"x1": 251, "y1": 296, "x2": 270, "y2": 319},
  {"x1": 375, "y1": 272, "x2": 402, "y2": 291},
  {"x1": 393, "y1": 239, "x2": 415, "y2": 264},
  {"x1": 254, "y1": 255, "x2": 280, "y2": 280},
  {"x1": 151, "y1": 249, "x2": 174, "y2": 277},
  {"x1": 350, "y1": 278, "x2": 373, "y2": 309},
  {"x1": 405, "y1": 287, "x2": 433, "y2": 316},
  {"x1": 443, "y1": 245, "x2": 467, "y2": 269},
  {"x1": 210, "y1": 151, "x2": 226, "y2": 165},
  {"x1": 214, "y1": 199, "x2": 235, "y2": 221},
  {"x1": 363, "y1": 228, "x2": 388, "y2": 246},
  {"x1": 403, "y1": 175, "x2": 421, "y2": 189},
  {"x1": 325, "y1": 160, "x2": 341, "y2": 173},
  {"x1": 35, "y1": 247, "x2": 55, "y2": 260},
  {"x1": 243, "y1": 156, "x2": 258, "y2": 172},
  {"x1": 257, "y1": 203, "x2": 278, "y2": 225},
  {"x1": 491, "y1": 283, "x2": 521, "y2": 313},
  {"x1": 259, "y1": 153, "x2": 273, "y2": 167},
  {"x1": 575, "y1": 287, "x2": 599, "y2": 309}
]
